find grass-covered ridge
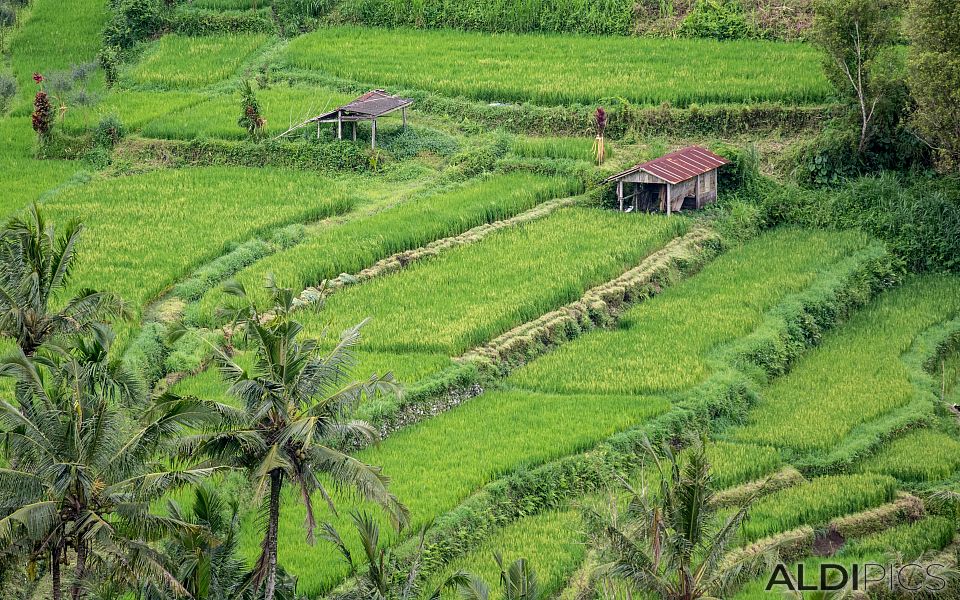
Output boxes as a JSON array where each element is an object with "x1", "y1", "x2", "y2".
[{"x1": 282, "y1": 27, "x2": 832, "y2": 107}]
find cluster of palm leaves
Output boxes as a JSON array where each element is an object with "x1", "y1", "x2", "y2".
[
  {"x1": 0, "y1": 208, "x2": 407, "y2": 600},
  {"x1": 585, "y1": 440, "x2": 772, "y2": 600}
]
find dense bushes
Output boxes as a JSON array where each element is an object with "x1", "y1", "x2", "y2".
[
  {"x1": 171, "y1": 6, "x2": 277, "y2": 35},
  {"x1": 678, "y1": 0, "x2": 760, "y2": 40},
  {"x1": 103, "y1": 0, "x2": 166, "y2": 48},
  {"x1": 754, "y1": 173, "x2": 960, "y2": 273}
]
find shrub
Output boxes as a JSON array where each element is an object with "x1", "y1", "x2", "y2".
[
  {"x1": 103, "y1": 0, "x2": 165, "y2": 48},
  {"x1": 94, "y1": 114, "x2": 125, "y2": 148},
  {"x1": 792, "y1": 124, "x2": 860, "y2": 186},
  {"x1": 0, "y1": 2, "x2": 15, "y2": 27},
  {"x1": 0, "y1": 74, "x2": 15, "y2": 114},
  {"x1": 98, "y1": 45, "x2": 121, "y2": 87},
  {"x1": 678, "y1": 0, "x2": 758, "y2": 40}
]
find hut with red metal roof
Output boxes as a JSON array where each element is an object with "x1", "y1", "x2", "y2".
[{"x1": 605, "y1": 146, "x2": 728, "y2": 215}]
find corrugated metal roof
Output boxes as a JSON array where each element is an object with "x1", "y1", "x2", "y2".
[
  {"x1": 310, "y1": 89, "x2": 413, "y2": 122},
  {"x1": 607, "y1": 146, "x2": 729, "y2": 185}
]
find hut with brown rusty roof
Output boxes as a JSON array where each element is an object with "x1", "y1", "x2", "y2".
[
  {"x1": 605, "y1": 146, "x2": 729, "y2": 215},
  {"x1": 307, "y1": 89, "x2": 413, "y2": 149}
]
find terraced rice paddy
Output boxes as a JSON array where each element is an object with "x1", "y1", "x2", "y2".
[
  {"x1": 124, "y1": 34, "x2": 270, "y2": 88},
  {"x1": 192, "y1": 172, "x2": 583, "y2": 323},
  {"x1": 141, "y1": 85, "x2": 353, "y2": 139},
  {"x1": 282, "y1": 27, "x2": 832, "y2": 107},
  {"x1": 41, "y1": 167, "x2": 357, "y2": 311},
  {"x1": 729, "y1": 276, "x2": 960, "y2": 454},
  {"x1": 301, "y1": 208, "x2": 686, "y2": 355},
  {"x1": 510, "y1": 228, "x2": 873, "y2": 396}
]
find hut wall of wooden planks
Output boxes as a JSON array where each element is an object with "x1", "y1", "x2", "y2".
[{"x1": 605, "y1": 146, "x2": 729, "y2": 215}]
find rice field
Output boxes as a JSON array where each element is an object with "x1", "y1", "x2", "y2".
[
  {"x1": 509, "y1": 228, "x2": 873, "y2": 396},
  {"x1": 191, "y1": 173, "x2": 583, "y2": 323},
  {"x1": 841, "y1": 516, "x2": 956, "y2": 559},
  {"x1": 8, "y1": 0, "x2": 108, "y2": 97},
  {"x1": 857, "y1": 429, "x2": 960, "y2": 482},
  {"x1": 735, "y1": 474, "x2": 898, "y2": 543},
  {"x1": 0, "y1": 118, "x2": 80, "y2": 217},
  {"x1": 300, "y1": 208, "x2": 686, "y2": 355},
  {"x1": 41, "y1": 167, "x2": 357, "y2": 312},
  {"x1": 424, "y1": 510, "x2": 585, "y2": 599},
  {"x1": 729, "y1": 276, "x2": 960, "y2": 453},
  {"x1": 62, "y1": 90, "x2": 207, "y2": 132},
  {"x1": 141, "y1": 85, "x2": 353, "y2": 139},
  {"x1": 124, "y1": 34, "x2": 271, "y2": 88},
  {"x1": 281, "y1": 27, "x2": 832, "y2": 107},
  {"x1": 510, "y1": 136, "x2": 602, "y2": 161}
]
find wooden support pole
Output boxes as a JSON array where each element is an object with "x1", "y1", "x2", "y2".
[
  {"x1": 617, "y1": 180, "x2": 624, "y2": 212},
  {"x1": 337, "y1": 113, "x2": 342, "y2": 140},
  {"x1": 402, "y1": 107, "x2": 407, "y2": 129},
  {"x1": 316, "y1": 120, "x2": 320, "y2": 139},
  {"x1": 352, "y1": 122, "x2": 357, "y2": 142},
  {"x1": 371, "y1": 119, "x2": 377, "y2": 150},
  {"x1": 666, "y1": 183, "x2": 672, "y2": 216}
]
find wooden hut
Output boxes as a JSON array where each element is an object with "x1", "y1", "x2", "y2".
[
  {"x1": 605, "y1": 146, "x2": 728, "y2": 215},
  {"x1": 307, "y1": 89, "x2": 413, "y2": 149}
]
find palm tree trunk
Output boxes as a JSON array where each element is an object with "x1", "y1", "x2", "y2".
[
  {"x1": 71, "y1": 541, "x2": 86, "y2": 600},
  {"x1": 263, "y1": 470, "x2": 282, "y2": 600},
  {"x1": 51, "y1": 544, "x2": 63, "y2": 600}
]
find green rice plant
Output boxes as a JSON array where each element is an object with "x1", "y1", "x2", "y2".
[
  {"x1": 841, "y1": 516, "x2": 955, "y2": 559},
  {"x1": 729, "y1": 276, "x2": 960, "y2": 453},
  {"x1": 41, "y1": 166, "x2": 356, "y2": 314},
  {"x1": 738, "y1": 474, "x2": 898, "y2": 543},
  {"x1": 9, "y1": 0, "x2": 107, "y2": 96},
  {"x1": 511, "y1": 136, "x2": 602, "y2": 161},
  {"x1": 857, "y1": 429, "x2": 960, "y2": 483},
  {"x1": 191, "y1": 173, "x2": 583, "y2": 323},
  {"x1": 424, "y1": 509, "x2": 585, "y2": 599},
  {"x1": 241, "y1": 391, "x2": 669, "y2": 594},
  {"x1": 282, "y1": 27, "x2": 832, "y2": 107},
  {"x1": 0, "y1": 118, "x2": 79, "y2": 217},
  {"x1": 509, "y1": 228, "x2": 873, "y2": 396},
  {"x1": 706, "y1": 442, "x2": 783, "y2": 490},
  {"x1": 141, "y1": 84, "x2": 352, "y2": 139},
  {"x1": 124, "y1": 33, "x2": 269, "y2": 89},
  {"x1": 62, "y1": 90, "x2": 206, "y2": 133},
  {"x1": 299, "y1": 208, "x2": 686, "y2": 355}
]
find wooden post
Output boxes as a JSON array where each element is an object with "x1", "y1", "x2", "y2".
[
  {"x1": 402, "y1": 107, "x2": 407, "y2": 129},
  {"x1": 337, "y1": 113, "x2": 342, "y2": 140},
  {"x1": 617, "y1": 180, "x2": 624, "y2": 212},
  {"x1": 371, "y1": 119, "x2": 377, "y2": 150},
  {"x1": 316, "y1": 120, "x2": 320, "y2": 139},
  {"x1": 352, "y1": 122, "x2": 357, "y2": 142},
  {"x1": 666, "y1": 183, "x2": 672, "y2": 216}
]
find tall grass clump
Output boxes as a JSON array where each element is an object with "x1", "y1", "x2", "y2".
[{"x1": 282, "y1": 27, "x2": 831, "y2": 107}]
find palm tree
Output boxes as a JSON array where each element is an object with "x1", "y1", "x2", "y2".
[
  {"x1": 0, "y1": 205, "x2": 127, "y2": 355},
  {"x1": 321, "y1": 511, "x2": 467, "y2": 600},
  {"x1": 585, "y1": 440, "x2": 769, "y2": 600},
  {"x1": 457, "y1": 554, "x2": 541, "y2": 600},
  {"x1": 182, "y1": 279, "x2": 408, "y2": 600},
  {"x1": 0, "y1": 333, "x2": 228, "y2": 600}
]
